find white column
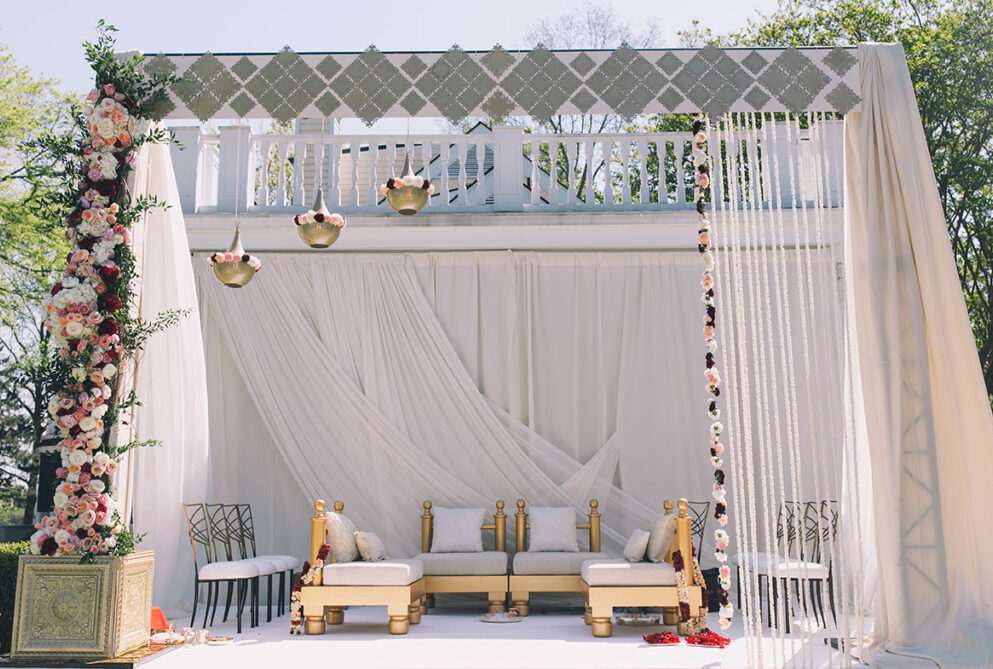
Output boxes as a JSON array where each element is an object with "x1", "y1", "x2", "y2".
[
  {"x1": 169, "y1": 126, "x2": 203, "y2": 214},
  {"x1": 218, "y1": 125, "x2": 252, "y2": 213},
  {"x1": 492, "y1": 125, "x2": 524, "y2": 212}
]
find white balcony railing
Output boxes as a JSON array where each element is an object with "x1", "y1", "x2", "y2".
[{"x1": 170, "y1": 122, "x2": 843, "y2": 217}]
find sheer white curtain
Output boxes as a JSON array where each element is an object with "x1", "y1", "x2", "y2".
[
  {"x1": 127, "y1": 138, "x2": 210, "y2": 613},
  {"x1": 195, "y1": 250, "x2": 836, "y2": 572},
  {"x1": 846, "y1": 43, "x2": 993, "y2": 668}
]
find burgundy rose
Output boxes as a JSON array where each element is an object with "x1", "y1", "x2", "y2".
[
  {"x1": 76, "y1": 527, "x2": 89, "y2": 540},
  {"x1": 679, "y1": 602, "x2": 691, "y2": 622},
  {"x1": 715, "y1": 503, "x2": 726, "y2": 517},
  {"x1": 69, "y1": 425, "x2": 81, "y2": 437},
  {"x1": 96, "y1": 501, "x2": 107, "y2": 514},
  {"x1": 51, "y1": 283, "x2": 63, "y2": 296},
  {"x1": 81, "y1": 462, "x2": 91, "y2": 472},
  {"x1": 701, "y1": 589, "x2": 710, "y2": 609},
  {"x1": 715, "y1": 469, "x2": 725, "y2": 485},
  {"x1": 421, "y1": 180, "x2": 431, "y2": 190},
  {"x1": 98, "y1": 318, "x2": 118, "y2": 336},
  {"x1": 99, "y1": 265, "x2": 121, "y2": 283},
  {"x1": 78, "y1": 237, "x2": 96, "y2": 251},
  {"x1": 672, "y1": 549, "x2": 684, "y2": 571},
  {"x1": 386, "y1": 178, "x2": 396, "y2": 189},
  {"x1": 67, "y1": 338, "x2": 80, "y2": 351},
  {"x1": 99, "y1": 293, "x2": 122, "y2": 312},
  {"x1": 94, "y1": 180, "x2": 117, "y2": 198},
  {"x1": 313, "y1": 212, "x2": 325, "y2": 223},
  {"x1": 41, "y1": 536, "x2": 57, "y2": 556}
]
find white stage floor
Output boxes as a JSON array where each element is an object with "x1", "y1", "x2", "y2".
[{"x1": 149, "y1": 597, "x2": 864, "y2": 669}]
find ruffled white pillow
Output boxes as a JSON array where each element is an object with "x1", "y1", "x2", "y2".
[
  {"x1": 623, "y1": 529, "x2": 651, "y2": 562},
  {"x1": 355, "y1": 531, "x2": 388, "y2": 561},
  {"x1": 527, "y1": 507, "x2": 579, "y2": 552},
  {"x1": 430, "y1": 507, "x2": 485, "y2": 553},
  {"x1": 647, "y1": 514, "x2": 677, "y2": 563},
  {"x1": 324, "y1": 511, "x2": 359, "y2": 562}
]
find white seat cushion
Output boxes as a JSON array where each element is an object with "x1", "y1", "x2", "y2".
[
  {"x1": 513, "y1": 551, "x2": 609, "y2": 575},
  {"x1": 322, "y1": 559, "x2": 423, "y2": 586},
  {"x1": 581, "y1": 559, "x2": 677, "y2": 587},
  {"x1": 258, "y1": 554, "x2": 299, "y2": 571},
  {"x1": 731, "y1": 552, "x2": 829, "y2": 579},
  {"x1": 243, "y1": 557, "x2": 281, "y2": 575},
  {"x1": 414, "y1": 551, "x2": 508, "y2": 576},
  {"x1": 199, "y1": 559, "x2": 261, "y2": 580}
]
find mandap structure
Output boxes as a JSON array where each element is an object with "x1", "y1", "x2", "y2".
[{"x1": 65, "y1": 42, "x2": 993, "y2": 668}]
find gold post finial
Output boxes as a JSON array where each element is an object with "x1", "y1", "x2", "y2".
[
  {"x1": 664, "y1": 499, "x2": 674, "y2": 515},
  {"x1": 314, "y1": 499, "x2": 326, "y2": 517},
  {"x1": 589, "y1": 499, "x2": 599, "y2": 511},
  {"x1": 496, "y1": 500, "x2": 505, "y2": 511},
  {"x1": 334, "y1": 501, "x2": 344, "y2": 514},
  {"x1": 517, "y1": 499, "x2": 526, "y2": 511},
  {"x1": 678, "y1": 498, "x2": 689, "y2": 518},
  {"x1": 423, "y1": 500, "x2": 432, "y2": 511}
]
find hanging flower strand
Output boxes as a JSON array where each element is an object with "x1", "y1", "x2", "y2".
[{"x1": 693, "y1": 112, "x2": 732, "y2": 631}]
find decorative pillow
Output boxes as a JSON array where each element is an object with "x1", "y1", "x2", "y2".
[
  {"x1": 354, "y1": 531, "x2": 388, "y2": 562},
  {"x1": 623, "y1": 529, "x2": 651, "y2": 563},
  {"x1": 324, "y1": 512, "x2": 359, "y2": 562},
  {"x1": 527, "y1": 507, "x2": 579, "y2": 552},
  {"x1": 647, "y1": 514, "x2": 677, "y2": 563},
  {"x1": 430, "y1": 507, "x2": 485, "y2": 553}
]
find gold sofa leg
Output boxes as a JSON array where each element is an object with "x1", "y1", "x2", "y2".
[
  {"x1": 591, "y1": 617, "x2": 613, "y2": 638},
  {"x1": 584, "y1": 603, "x2": 592, "y2": 625},
  {"x1": 408, "y1": 602, "x2": 422, "y2": 625},
  {"x1": 511, "y1": 592, "x2": 530, "y2": 616},
  {"x1": 389, "y1": 615, "x2": 410, "y2": 634},
  {"x1": 419, "y1": 600, "x2": 428, "y2": 615},
  {"x1": 325, "y1": 607, "x2": 344, "y2": 625},
  {"x1": 304, "y1": 615, "x2": 326, "y2": 635},
  {"x1": 488, "y1": 592, "x2": 506, "y2": 614},
  {"x1": 662, "y1": 607, "x2": 680, "y2": 625}
]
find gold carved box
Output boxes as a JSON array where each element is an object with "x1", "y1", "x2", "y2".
[{"x1": 10, "y1": 550, "x2": 154, "y2": 662}]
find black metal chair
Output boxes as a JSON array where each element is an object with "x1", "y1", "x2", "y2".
[
  {"x1": 233, "y1": 503, "x2": 299, "y2": 618},
  {"x1": 183, "y1": 502, "x2": 258, "y2": 633},
  {"x1": 204, "y1": 503, "x2": 268, "y2": 628},
  {"x1": 685, "y1": 500, "x2": 711, "y2": 558}
]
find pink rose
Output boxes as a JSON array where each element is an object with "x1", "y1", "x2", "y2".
[{"x1": 103, "y1": 84, "x2": 115, "y2": 96}]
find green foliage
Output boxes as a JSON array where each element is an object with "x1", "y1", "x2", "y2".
[{"x1": 0, "y1": 541, "x2": 30, "y2": 652}]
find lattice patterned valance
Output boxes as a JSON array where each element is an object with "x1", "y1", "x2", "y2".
[{"x1": 139, "y1": 44, "x2": 860, "y2": 124}]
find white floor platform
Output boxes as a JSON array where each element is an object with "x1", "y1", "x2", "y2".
[{"x1": 150, "y1": 597, "x2": 863, "y2": 669}]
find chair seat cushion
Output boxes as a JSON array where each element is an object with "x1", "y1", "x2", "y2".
[
  {"x1": 731, "y1": 552, "x2": 829, "y2": 579},
  {"x1": 512, "y1": 551, "x2": 609, "y2": 575},
  {"x1": 199, "y1": 559, "x2": 261, "y2": 580},
  {"x1": 414, "y1": 551, "x2": 508, "y2": 576},
  {"x1": 243, "y1": 557, "x2": 281, "y2": 575},
  {"x1": 322, "y1": 559, "x2": 423, "y2": 586},
  {"x1": 581, "y1": 559, "x2": 677, "y2": 587},
  {"x1": 259, "y1": 554, "x2": 299, "y2": 571}
]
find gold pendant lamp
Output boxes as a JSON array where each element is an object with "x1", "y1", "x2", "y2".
[
  {"x1": 294, "y1": 186, "x2": 345, "y2": 248},
  {"x1": 208, "y1": 125, "x2": 260, "y2": 287}
]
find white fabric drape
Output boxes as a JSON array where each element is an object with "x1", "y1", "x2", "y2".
[
  {"x1": 196, "y1": 250, "x2": 838, "y2": 571},
  {"x1": 846, "y1": 42, "x2": 993, "y2": 668},
  {"x1": 129, "y1": 139, "x2": 210, "y2": 613}
]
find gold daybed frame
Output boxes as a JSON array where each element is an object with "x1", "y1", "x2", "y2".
[
  {"x1": 582, "y1": 499, "x2": 706, "y2": 637},
  {"x1": 301, "y1": 500, "x2": 425, "y2": 635},
  {"x1": 420, "y1": 500, "x2": 509, "y2": 613},
  {"x1": 508, "y1": 499, "x2": 602, "y2": 615}
]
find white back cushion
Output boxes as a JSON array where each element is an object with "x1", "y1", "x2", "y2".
[
  {"x1": 355, "y1": 531, "x2": 388, "y2": 562},
  {"x1": 647, "y1": 514, "x2": 677, "y2": 563},
  {"x1": 430, "y1": 507, "x2": 485, "y2": 553},
  {"x1": 623, "y1": 529, "x2": 651, "y2": 562},
  {"x1": 528, "y1": 507, "x2": 579, "y2": 552},
  {"x1": 324, "y1": 512, "x2": 359, "y2": 562}
]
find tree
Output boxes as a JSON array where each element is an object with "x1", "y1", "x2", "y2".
[
  {"x1": 0, "y1": 43, "x2": 75, "y2": 522},
  {"x1": 677, "y1": 0, "x2": 993, "y2": 396}
]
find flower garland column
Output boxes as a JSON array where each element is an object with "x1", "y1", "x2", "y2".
[{"x1": 694, "y1": 113, "x2": 733, "y2": 631}]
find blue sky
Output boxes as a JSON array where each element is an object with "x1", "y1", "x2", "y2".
[{"x1": 1, "y1": 0, "x2": 779, "y2": 132}]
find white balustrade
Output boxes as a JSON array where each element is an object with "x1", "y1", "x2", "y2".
[{"x1": 175, "y1": 122, "x2": 843, "y2": 216}]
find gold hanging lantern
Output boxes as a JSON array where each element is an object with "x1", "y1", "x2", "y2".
[
  {"x1": 382, "y1": 153, "x2": 434, "y2": 216},
  {"x1": 207, "y1": 227, "x2": 260, "y2": 288},
  {"x1": 293, "y1": 187, "x2": 345, "y2": 248}
]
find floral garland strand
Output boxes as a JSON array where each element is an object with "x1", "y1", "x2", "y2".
[
  {"x1": 290, "y1": 544, "x2": 330, "y2": 633},
  {"x1": 693, "y1": 112, "x2": 732, "y2": 631},
  {"x1": 28, "y1": 24, "x2": 176, "y2": 558}
]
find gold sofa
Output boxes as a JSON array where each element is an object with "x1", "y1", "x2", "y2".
[
  {"x1": 415, "y1": 500, "x2": 509, "y2": 614},
  {"x1": 300, "y1": 500, "x2": 425, "y2": 635},
  {"x1": 581, "y1": 499, "x2": 706, "y2": 637},
  {"x1": 508, "y1": 499, "x2": 608, "y2": 616}
]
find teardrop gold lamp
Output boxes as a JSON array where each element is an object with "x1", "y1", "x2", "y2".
[
  {"x1": 208, "y1": 227, "x2": 261, "y2": 288},
  {"x1": 381, "y1": 152, "x2": 434, "y2": 216},
  {"x1": 294, "y1": 187, "x2": 345, "y2": 248}
]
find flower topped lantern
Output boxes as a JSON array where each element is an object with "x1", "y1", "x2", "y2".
[
  {"x1": 293, "y1": 187, "x2": 345, "y2": 248},
  {"x1": 381, "y1": 153, "x2": 434, "y2": 216},
  {"x1": 207, "y1": 228, "x2": 261, "y2": 288}
]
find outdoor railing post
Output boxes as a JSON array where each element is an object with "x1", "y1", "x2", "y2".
[
  {"x1": 170, "y1": 126, "x2": 205, "y2": 214},
  {"x1": 492, "y1": 125, "x2": 524, "y2": 212},
  {"x1": 218, "y1": 125, "x2": 253, "y2": 214}
]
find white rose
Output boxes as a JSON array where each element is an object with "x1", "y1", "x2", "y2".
[
  {"x1": 87, "y1": 479, "x2": 106, "y2": 494},
  {"x1": 53, "y1": 492, "x2": 69, "y2": 508},
  {"x1": 93, "y1": 452, "x2": 110, "y2": 466},
  {"x1": 54, "y1": 529, "x2": 70, "y2": 545},
  {"x1": 92, "y1": 404, "x2": 108, "y2": 419},
  {"x1": 48, "y1": 398, "x2": 61, "y2": 417},
  {"x1": 97, "y1": 117, "x2": 116, "y2": 138},
  {"x1": 102, "y1": 364, "x2": 117, "y2": 379},
  {"x1": 78, "y1": 416, "x2": 97, "y2": 432},
  {"x1": 68, "y1": 449, "x2": 89, "y2": 466},
  {"x1": 72, "y1": 368, "x2": 87, "y2": 382},
  {"x1": 105, "y1": 535, "x2": 116, "y2": 549},
  {"x1": 65, "y1": 321, "x2": 85, "y2": 337}
]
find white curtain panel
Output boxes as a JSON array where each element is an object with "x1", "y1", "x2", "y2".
[
  {"x1": 128, "y1": 139, "x2": 210, "y2": 613},
  {"x1": 846, "y1": 43, "x2": 993, "y2": 668},
  {"x1": 195, "y1": 249, "x2": 838, "y2": 574}
]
